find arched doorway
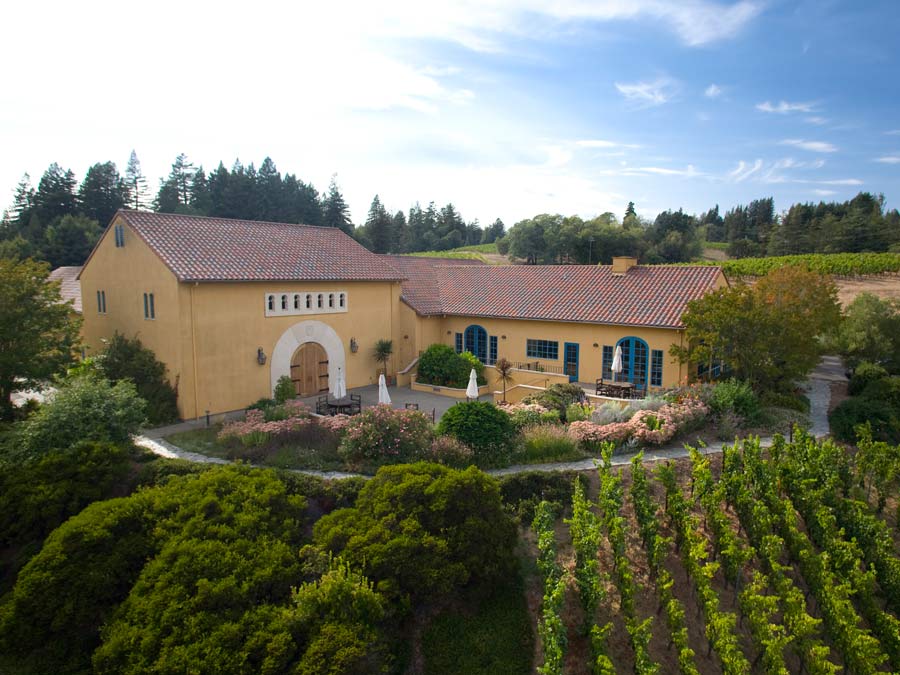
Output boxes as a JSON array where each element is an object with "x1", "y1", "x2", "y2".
[
  {"x1": 290, "y1": 342, "x2": 329, "y2": 396},
  {"x1": 270, "y1": 320, "x2": 346, "y2": 398}
]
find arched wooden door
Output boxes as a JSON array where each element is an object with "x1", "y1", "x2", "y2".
[{"x1": 290, "y1": 343, "x2": 329, "y2": 396}]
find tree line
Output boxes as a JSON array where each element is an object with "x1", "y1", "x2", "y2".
[
  {"x1": 703, "y1": 194, "x2": 900, "y2": 258},
  {"x1": 0, "y1": 152, "x2": 505, "y2": 266},
  {"x1": 505, "y1": 195, "x2": 900, "y2": 265},
  {"x1": 2, "y1": 150, "x2": 898, "y2": 268}
]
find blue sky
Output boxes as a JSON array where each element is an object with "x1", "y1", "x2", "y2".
[{"x1": 2, "y1": 0, "x2": 899, "y2": 227}]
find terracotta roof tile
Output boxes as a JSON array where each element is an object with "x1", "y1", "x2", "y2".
[
  {"x1": 48, "y1": 266, "x2": 83, "y2": 312},
  {"x1": 382, "y1": 255, "x2": 487, "y2": 314},
  {"x1": 399, "y1": 263, "x2": 722, "y2": 329},
  {"x1": 115, "y1": 211, "x2": 404, "y2": 282}
]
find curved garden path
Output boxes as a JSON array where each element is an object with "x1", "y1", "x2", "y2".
[{"x1": 135, "y1": 357, "x2": 846, "y2": 480}]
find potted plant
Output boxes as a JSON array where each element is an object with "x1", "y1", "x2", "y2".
[{"x1": 373, "y1": 339, "x2": 394, "y2": 384}]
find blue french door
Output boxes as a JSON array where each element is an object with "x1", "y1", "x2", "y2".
[
  {"x1": 463, "y1": 325, "x2": 488, "y2": 363},
  {"x1": 616, "y1": 337, "x2": 648, "y2": 392},
  {"x1": 564, "y1": 342, "x2": 579, "y2": 382}
]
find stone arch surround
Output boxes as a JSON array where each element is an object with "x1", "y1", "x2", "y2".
[{"x1": 270, "y1": 320, "x2": 346, "y2": 395}]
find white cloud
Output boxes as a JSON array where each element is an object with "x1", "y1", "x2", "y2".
[
  {"x1": 820, "y1": 178, "x2": 863, "y2": 185},
  {"x1": 615, "y1": 77, "x2": 679, "y2": 107},
  {"x1": 781, "y1": 139, "x2": 838, "y2": 153},
  {"x1": 728, "y1": 159, "x2": 763, "y2": 182},
  {"x1": 885, "y1": 130, "x2": 900, "y2": 136},
  {"x1": 727, "y1": 157, "x2": 827, "y2": 184},
  {"x1": 575, "y1": 139, "x2": 641, "y2": 149},
  {"x1": 813, "y1": 189, "x2": 837, "y2": 196},
  {"x1": 619, "y1": 165, "x2": 702, "y2": 178},
  {"x1": 805, "y1": 116, "x2": 828, "y2": 125},
  {"x1": 756, "y1": 100, "x2": 816, "y2": 114},
  {"x1": 704, "y1": 84, "x2": 722, "y2": 98},
  {"x1": 875, "y1": 155, "x2": 900, "y2": 164}
]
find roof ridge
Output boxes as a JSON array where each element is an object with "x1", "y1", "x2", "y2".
[{"x1": 116, "y1": 209, "x2": 345, "y2": 233}]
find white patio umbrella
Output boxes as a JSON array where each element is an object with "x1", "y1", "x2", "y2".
[
  {"x1": 611, "y1": 345, "x2": 623, "y2": 383},
  {"x1": 378, "y1": 373, "x2": 392, "y2": 405},
  {"x1": 333, "y1": 367, "x2": 347, "y2": 399},
  {"x1": 465, "y1": 368, "x2": 479, "y2": 400}
]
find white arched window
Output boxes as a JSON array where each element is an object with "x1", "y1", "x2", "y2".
[
  {"x1": 281, "y1": 294, "x2": 288, "y2": 310},
  {"x1": 339, "y1": 293, "x2": 346, "y2": 308},
  {"x1": 317, "y1": 294, "x2": 323, "y2": 308},
  {"x1": 293, "y1": 294, "x2": 300, "y2": 309},
  {"x1": 306, "y1": 294, "x2": 312, "y2": 309},
  {"x1": 328, "y1": 293, "x2": 334, "y2": 308},
  {"x1": 267, "y1": 295, "x2": 274, "y2": 311}
]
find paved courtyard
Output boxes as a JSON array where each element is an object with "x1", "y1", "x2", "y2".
[{"x1": 297, "y1": 384, "x2": 494, "y2": 422}]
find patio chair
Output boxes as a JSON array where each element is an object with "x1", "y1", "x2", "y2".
[
  {"x1": 349, "y1": 394, "x2": 362, "y2": 415},
  {"x1": 315, "y1": 394, "x2": 329, "y2": 416},
  {"x1": 405, "y1": 402, "x2": 419, "y2": 410}
]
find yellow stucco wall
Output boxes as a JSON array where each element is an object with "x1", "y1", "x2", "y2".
[
  {"x1": 437, "y1": 316, "x2": 689, "y2": 390},
  {"x1": 80, "y1": 215, "x2": 186, "y2": 394}
]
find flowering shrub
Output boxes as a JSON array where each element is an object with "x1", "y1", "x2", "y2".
[
  {"x1": 425, "y1": 435, "x2": 475, "y2": 468},
  {"x1": 218, "y1": 402, "x2": 348, "y2": 462},
  {"x1": 569, "y1": 399, "x2": 709, "y2": 451},
  {"x1": 499, "y1": 402, "x2": 560, "y2": 429},
  {"x1": 339, "y1": 404, "x2": 435, "y2": 464},
  {"x1": 591, "y1": 402, "x2": 634, "y2": 426}
]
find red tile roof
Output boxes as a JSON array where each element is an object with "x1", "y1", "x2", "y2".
[
  {"x1": 382, "y1": 255, "x2": 487, "y2": 314},
  {"x1": 399, "y1": 263, "x2": 723, "y2": 329},
  {"x1": 114, "y1": 211, "x2": 404, "y2": 282},
  {"x1": 48, "y1": 266, "x2": 83, "y2": 313}
]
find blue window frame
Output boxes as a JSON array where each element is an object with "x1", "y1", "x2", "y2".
[
  {"x1": 602, "y1": 345, "x2": 613, "y2": 379},
  {"x1": 96, "y1": 290, "x2": 106, "y2": 314},
  {"x1": 114, "y1": 224, "x2": 125, "y2": 247},
  {"x1": 651, "y1": 349, "x2": 663, "y2": 387},
  {"x1": 454, "y1": 332, "x2": 463, "y2": 353},
  {"x1": 616, "y1": 336, "x2": 648, "y2": 391},
  {"x1": 564, "y1": 342, "x2": 579, "y2": 382},
  {"x1": 526, "y1": 339, "x2": 558, "y2": 360},
  {"x1": 489, "y1": 336, "x2": 498, "y2": 365},
  {"x1": 464, "y1": 325, "x2": 488, "y2": 363}
]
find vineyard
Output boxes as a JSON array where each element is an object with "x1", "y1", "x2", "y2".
[
  {"x1": 530, "y1": 431, "x2": 900, "y2": 674},
  {"x1": 684, "y1": 252, "x2": 900, "y2": 278}
]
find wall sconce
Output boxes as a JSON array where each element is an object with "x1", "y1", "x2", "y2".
[
  {"x1": 350, "y1": 337, "x2": 358, "y2": 353},
  {"x1": 403, "y1": 335, "x2": 409, "y2": 340},
  {"x1": 501, "y1": 335, "x2": 507, "y2": 340},
  {"x1": 256, "y1": 347, "x2": 267, "y2": 365},
  {"x1": 593, "y1": 343, "x2": 599, "y2": 348},
  {"x1": 446, "y1": 330, "x2": 452, "y2": 335}
]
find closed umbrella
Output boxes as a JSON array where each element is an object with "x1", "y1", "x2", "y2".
[
  {"x1": 611, "y1": 345, "x2": 623, "y2": 383},
  {"x1": 378, "y1": 373, "x2": 391, "y2": 405},
  {"x1": 333, "y1": 367, "x2": 347, "y2": 399},
  {"x1": 466, "y1": 368, "x2": 479, "y2": 400}
]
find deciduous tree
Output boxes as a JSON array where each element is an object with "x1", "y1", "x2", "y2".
[{"x1": 0, "y1": 258, "x2": 81, "y2": 419}]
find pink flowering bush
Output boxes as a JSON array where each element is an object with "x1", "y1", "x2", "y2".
[
  {"x1": 424, "y1": 435, "x2": 475, "y2": 468},
  {"x1": 339, "y1": 404, "x2": 435, "y2": 464},
  {"x1": 498, "y1": 402, "x2": 560, "y2": 429},
  {"x1": 218, "y1": 402, "x2": 347, "y2": 462},
  {"x1": 568, "y1": 398, "x2": 709, "y2": 451}
]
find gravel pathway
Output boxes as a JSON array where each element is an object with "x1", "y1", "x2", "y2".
[{"x1": 136, "y1": 357, "x2": 844, "y2": 479}]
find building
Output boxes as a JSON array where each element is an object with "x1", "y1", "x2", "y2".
[{"x1": 79, "y1": 211, "x2": 726, "y2": 419}]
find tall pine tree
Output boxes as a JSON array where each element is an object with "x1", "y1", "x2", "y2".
[
  {"x1": 124, "y1": 150, "x2": 150, "y2": 211},
  {"x1": 78, "y1": 161, "x2": 127, "y2": 226},
  {"x1": 321, "y1": 176, "x2": 353, "y2": 234},
  {"x1": 364, "y1": 195, "x2": 392, "y2": 253}
]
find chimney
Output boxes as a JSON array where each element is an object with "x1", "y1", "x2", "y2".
[{"x1": 611, "y1": 256, "x2": 638, "y2": 275}]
